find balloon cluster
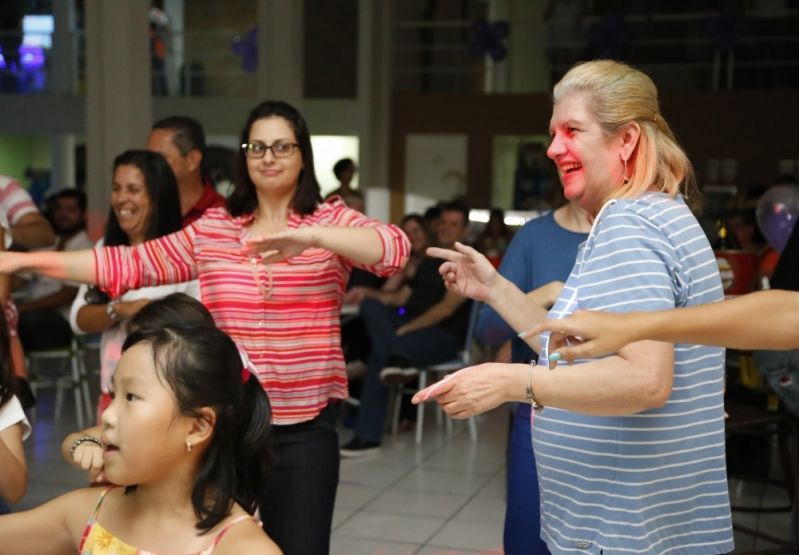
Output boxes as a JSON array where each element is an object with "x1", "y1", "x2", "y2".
[{"x1": 756, "y1": 185, "x2": 799, "y2": 253}]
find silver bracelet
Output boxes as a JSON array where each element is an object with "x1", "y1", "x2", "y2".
[
  {"x1": 527, "y1": 360, "x2": 544, "y2": 413},
  {"x1": 69, "y1": 435, "x2": 103, "y2": 457}
]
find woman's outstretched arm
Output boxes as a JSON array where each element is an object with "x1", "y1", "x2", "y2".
[
  {"x1": 533, "y1": 290, "x2": 799, "y2": 363},
  {"x1": 0, "y1": 250, "x2": 97, "y2": 284}
]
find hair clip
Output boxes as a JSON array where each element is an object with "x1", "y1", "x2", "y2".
[{"x1": 237, "y1": 344, "x2": 258, "y2": 384}]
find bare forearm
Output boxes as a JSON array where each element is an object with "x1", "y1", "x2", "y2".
[
  {"x1": 528, "y1": 340, "x2": 674, "y2": 415},
  {"x1": 0, "y1": 431, "x2": 26, "y2": 503},
  {"x1": 400, "y1": 305, "x2": 449, "y2": 334},
  {"x1": 314, "y1": 227, "x2": 383, "y2": 266},
  {"x1": 2, "y1": 251, "x2": 96, "y2": 284},
  {"x1": 75, "y1": 304, "x2": 114, "y2": 334},
  {"x1": 18, "y1": 287, "x2": 78, "y2": 313},
  {"x1": 627, "y1": 290, "x2": 799, "y2": 350},
  {"x1": 9, "y1": 218, "x2": 55, "y2": 249}
]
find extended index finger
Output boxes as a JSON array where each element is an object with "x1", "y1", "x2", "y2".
[{"x1": 426, "y1": 246, "x2": 460, "y2": 262}]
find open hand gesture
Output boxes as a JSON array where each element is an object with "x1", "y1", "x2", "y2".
[
  {"x1": 242, "y1": 227, "x2": 317, "y2": 264},
  {"x1": 411, "y1": 362, "x2": 511, "y2": 419},
  {"x1": 426, "y1": 242, "x2": 499, "y2": 302}
]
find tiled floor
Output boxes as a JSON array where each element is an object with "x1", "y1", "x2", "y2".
[{"x1": 12, "y1": 386, "x2": 798, "y2": 554}]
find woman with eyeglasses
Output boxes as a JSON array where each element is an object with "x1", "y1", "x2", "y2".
[{"x1": 0, "y1": 100, "x2": 410, "y2": 555}]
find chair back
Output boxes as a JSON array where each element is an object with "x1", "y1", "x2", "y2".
[{"x1": 460, "y1": 301, "x2": 481, "y2": 366}]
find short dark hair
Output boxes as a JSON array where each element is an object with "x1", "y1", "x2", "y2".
[
  {"x1": 228, "y1": 100, "x2": 321, "y2": 217},
  {"x1": 123, "y1": 320, "x2": 272, "y2": 533},
  {"x1": 104, "y1": 150, "x2": 182, "y2": 247},
  {"x1": 54, "y1": 189, "x2": 87, "y2": 213},
  {"x1": 440, "y1": 200, "x2": 470, "y2": 226},
  {"x1": 152, "y1": 116, "x2": 206, "y2": 156},
  {"x1": 333, "y1": 158, "x2": 355, "y2": 181}
]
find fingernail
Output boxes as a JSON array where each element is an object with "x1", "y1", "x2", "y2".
[
  {"x1": 517, "y1": 329, "x2": 528, "y2": 338},
  {"x1": 549, "y1": 352, "x2": 562, "y2": 362}
]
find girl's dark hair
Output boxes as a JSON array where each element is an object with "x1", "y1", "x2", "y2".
[
  {"x1": 104, "y1": 150, "x2": 183, "y2": 247},
  {"x1": 127, "y1": 292, "x2": 215, "y2": 334},
  {"x1": 122, "y1": 322, "x2": 272, "y2": 533},
  {"x1": 0, "y1": 308, "x2": 14, "y2": 408},
  {"x1": 228, "y1": 100, "x2": 321, "y2": 218}
]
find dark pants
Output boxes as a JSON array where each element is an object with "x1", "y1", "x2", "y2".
[
  {"x1": 260, "y1": 403, "x2": 339, "y2": 555},
  {"x1": 354, "y1": 298, "x2": 460, "y2": 443},
  {"x1": 754, "y1": 349, "x2": 799, "y2": 418},
  {"x1": 505, "y1": 403, "x2": 549, "y2": 554},
  {"x1": 18, "y1": 309, "x2": 73, "y2": 350}
]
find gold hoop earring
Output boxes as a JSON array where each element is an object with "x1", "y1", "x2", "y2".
[{"x1": 186, "y1": 440, "x2": 192, "y2": 453}]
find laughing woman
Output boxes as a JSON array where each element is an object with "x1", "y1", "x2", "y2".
[
  {"x1": 415, "y1": 61, "x2": 734, "y2": 554},
  {"x1": 0, "y1": 101, "x2": 409, "y2": 555}
]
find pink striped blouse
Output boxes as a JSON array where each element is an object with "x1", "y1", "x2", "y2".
[{"x1": 94, "y1": 200, "x2": 410, "y2": 424}]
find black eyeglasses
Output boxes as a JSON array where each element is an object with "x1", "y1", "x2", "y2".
[{"x1": 241, "y1": 141, "x2": 300, "y2": 159}]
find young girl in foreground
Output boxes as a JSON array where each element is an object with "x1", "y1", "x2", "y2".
[{"x1": 0, "y1": 315, "x2": 281, "y2": 554}]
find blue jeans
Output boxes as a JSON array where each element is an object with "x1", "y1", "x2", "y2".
[
  {"x1": 505, "y1": 403, "x2": 550, "y2": 554},
  {"x1": 754, "y1": 349, "x2": 799, "y2": 418},
  {"x1": 354, "y1": 299, "x2": 461, "y2": 443}
]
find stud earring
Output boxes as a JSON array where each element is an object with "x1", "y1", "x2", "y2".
[{"x1": 186, "y1": 440, "x2": 192, "y2": 453}]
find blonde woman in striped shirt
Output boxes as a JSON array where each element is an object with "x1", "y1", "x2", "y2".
[
  {"x1": 416, "y1": 61, "x2": 734, "y2": 554},
  {"x1": 0, "y1": 100, "x2": 410, "y2": 555}
]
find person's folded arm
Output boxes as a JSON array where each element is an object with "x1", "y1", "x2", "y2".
[
  {"x1": 396, "y1": 291, "x2": 466, "y2": 336},
  {"x1": 9, "y1": 212, "x2": 55, "y2": 249},
  {"x1": 529, "y1": 339, "x2": 674, "y2": 415}
]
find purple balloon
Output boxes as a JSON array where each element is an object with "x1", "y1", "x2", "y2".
[
  {"x1": 763, "y1": 209, "x2": 797, "y2": 253},
  {"x1": 756, "y1": 185, "x2": 799, "y2": 253}
]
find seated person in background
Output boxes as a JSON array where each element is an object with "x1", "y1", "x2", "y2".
[
  {"x1": 0, "y1": 174, "x2": 55, "y2": 250},
  {"x1": 16, "y1": 189, "x2": 93, "y2": 350},
  {"x1": 0, "y1": 174, "x2": 55, "y2": 378},
  {"x1": 340, "y1": 201, "x2": 471, "y2": 457},
  {"x1": 342, "y1": 213, "x2": 429, "y2": 381},
  {"x1": 325, "y1": 158, "x2": 365, "y2": 212},
  {"x1": 346, "y1": 213, "x2": 430, "y2": 303},
  {"x1": 475, "y1": 208, "x2": 514, "y2": 267}
]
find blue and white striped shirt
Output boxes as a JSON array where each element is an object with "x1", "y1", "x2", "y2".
[{"x1": 536, "y1": 193, "x2": 734, "y2": 555}]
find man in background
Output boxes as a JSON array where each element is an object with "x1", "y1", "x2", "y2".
[{"x1": 147, "y1": 116, "x2": 225, "y2": 226}]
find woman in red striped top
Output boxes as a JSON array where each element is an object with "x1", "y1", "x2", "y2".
[{"x1": 0, "y1": 100, "x2": 410, "y2": 554}]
